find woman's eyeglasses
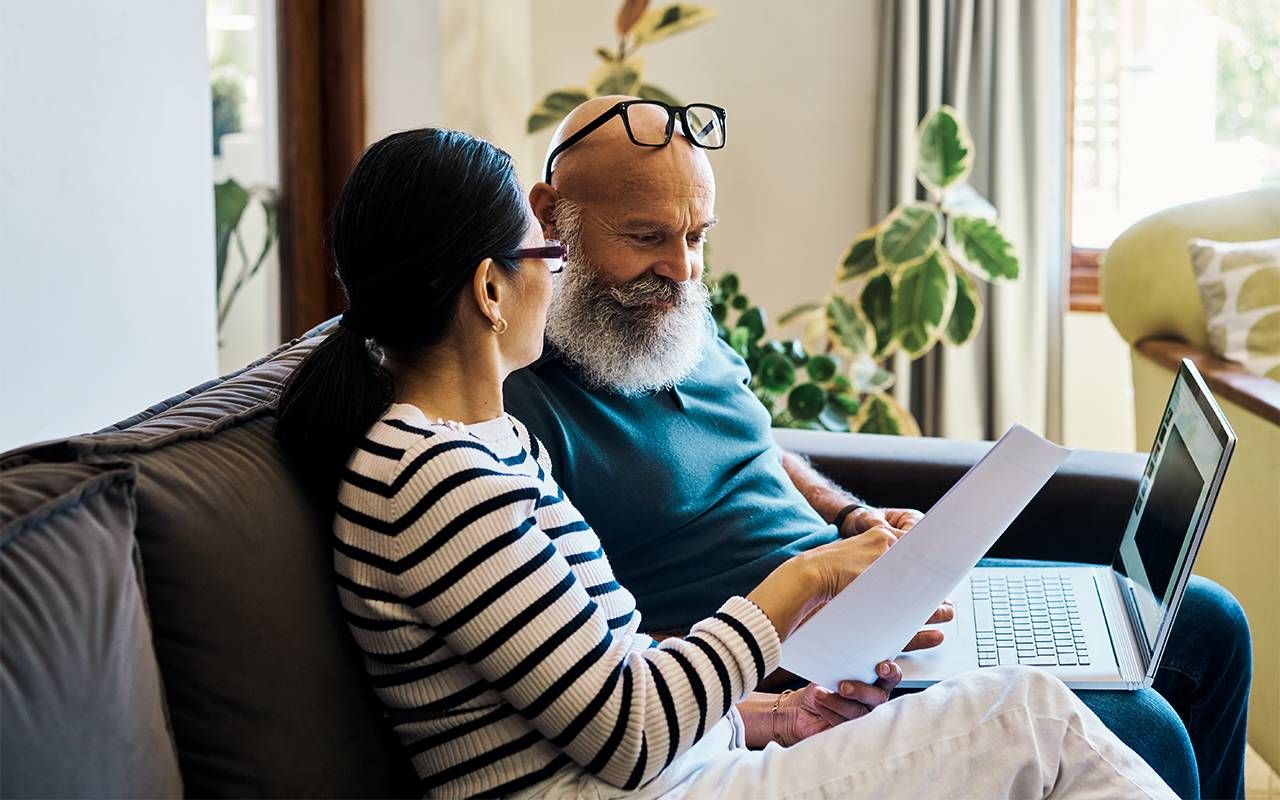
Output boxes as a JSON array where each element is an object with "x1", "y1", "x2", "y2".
[
  {"x1": 500, "y1": 240, "x2": 566, "y2": 273},
  {"x1": 544, "y1": 100, "x2": 727, "y2": 183}
]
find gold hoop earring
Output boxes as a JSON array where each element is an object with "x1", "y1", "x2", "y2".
[{"x1": 491, "y1": 318, "x2": 509, "y2": 335}]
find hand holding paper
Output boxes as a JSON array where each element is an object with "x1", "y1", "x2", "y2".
[{"x1": 779, "y1": 424, "x2": 1070, "y2": 690}]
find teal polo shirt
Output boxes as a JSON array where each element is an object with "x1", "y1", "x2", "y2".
[{"x1": 504, "y1": 317, "x2": 840, "y2": 632}]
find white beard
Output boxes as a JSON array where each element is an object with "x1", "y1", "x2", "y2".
[{"x1": 543, "y1": 200, "x2": 711, "y2": 396}]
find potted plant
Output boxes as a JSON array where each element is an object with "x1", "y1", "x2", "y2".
[
  {"x1": 527, "y1": 1, "x2": 716, "y2": 134},
  {"x1": 711, "y1": 106, "x2": 1020, "y2": 434}
]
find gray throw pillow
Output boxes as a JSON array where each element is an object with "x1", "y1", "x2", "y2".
[
  {"x1": 1, "y1": 460, "x2": 183, "y2": 799},
  {"x1": 47, "y1": 332, "x2": 416, "y2": 798}
]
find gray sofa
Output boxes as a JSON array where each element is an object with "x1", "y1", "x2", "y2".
[{"x1": 0, "y1": 322, "x2": 1146, "y2": 798}]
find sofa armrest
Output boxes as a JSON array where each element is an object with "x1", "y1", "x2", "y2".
[
  {"x1": 1137, "y1": 338, "x2": 1280, "y2": 426},
  {"x1": 772, "y1": 428, "x2": 1147, "y2": 565}
]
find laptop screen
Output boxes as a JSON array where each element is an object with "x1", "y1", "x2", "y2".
[{"x1": 1113, "y1": 364, "x2": 1231, "y2": 650}]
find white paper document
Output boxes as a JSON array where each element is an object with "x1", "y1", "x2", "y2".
[{"x1": 779, "y1": 424, "x2": 1071, "y2": 689}]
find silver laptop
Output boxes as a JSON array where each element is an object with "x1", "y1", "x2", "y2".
[{"x1": 897, "y1": 359, "x2": 1235, "y2": 690}]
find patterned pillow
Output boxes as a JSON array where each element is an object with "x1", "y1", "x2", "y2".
[{"x1": 1188, "y1": 237, "x2": 1280, "y2": 381}]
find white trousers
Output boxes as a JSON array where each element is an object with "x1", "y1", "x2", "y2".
[{"x1": 530, "y1": 667, "x2": 1176, "y2": 800}]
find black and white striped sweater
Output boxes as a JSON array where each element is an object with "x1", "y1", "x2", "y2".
[{"x1": 333, "y1": 403, "x2": 782, "y2": 798}]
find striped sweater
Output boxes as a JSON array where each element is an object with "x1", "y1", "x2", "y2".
[{"x1": 334, "y1": 403, "x2": 782, "y2": 798}]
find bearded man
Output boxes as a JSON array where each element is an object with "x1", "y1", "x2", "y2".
[{"x1": 504, "y1": 96, "x2": 1251, "y2": 799}]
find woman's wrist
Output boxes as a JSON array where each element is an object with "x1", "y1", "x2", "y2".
[
  {"x1": 739, "y1": 692, "x2": 781, "y2": 748},
  {"x1": 746, "y1": 558, "x2": 815, "y2": 641}
]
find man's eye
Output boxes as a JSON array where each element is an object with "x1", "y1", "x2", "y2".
[
  {"x1": 687, "y1": 232, "x2": 706, "y2": 246},
  {"x1": 630, "y1": 233, "x2": 662, "y2": 245}
]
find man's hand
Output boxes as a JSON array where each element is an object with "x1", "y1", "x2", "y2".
[
  {"x1": 904, "y1": 601, "x2": 956, "y2": 651},
  {"x1": 840, "y1": 506, "x2": 923, "y2": 538},
  {"x1": 773, "y1": 661, "x2": 903, "y2": 746}
]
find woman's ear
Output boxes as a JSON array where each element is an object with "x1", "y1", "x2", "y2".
[
  {"x1": 470, "y1": 257, "x2": 503, "y2": 328},
  {"x1": 528, "y1": 183, "x2": 559, "y2": 239}
]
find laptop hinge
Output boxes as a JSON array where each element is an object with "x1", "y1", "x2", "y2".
[{"x1": 1097, "y1": 569, "x2": 1151, "y2": 687}]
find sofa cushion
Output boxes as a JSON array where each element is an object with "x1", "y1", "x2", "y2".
[
  {"x1": 2, "y1": 324, "x2": 417, "y2": 797},
  {"x1": 0, "y1": 460, "x2": 183, "y2": 798},
  {"x1": 1189, "y1": 237, "x2": 1280, "y2": 381}
]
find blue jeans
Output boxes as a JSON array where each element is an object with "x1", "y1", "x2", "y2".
[{"x1": 981, "y1": 560, "x2": 1251, "y2": 800}]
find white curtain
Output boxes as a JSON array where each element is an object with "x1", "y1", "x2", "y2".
[{"x1": 874, "y1": 0, "x2": 1068, "y2": 441}]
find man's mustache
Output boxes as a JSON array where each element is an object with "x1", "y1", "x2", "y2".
[{"x1": 606, "y1": 274, "x2": 687, "y2": 308}]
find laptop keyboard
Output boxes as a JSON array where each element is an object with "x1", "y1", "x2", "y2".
[{"x1": 972, "y1": 573, "x2": 1091, "y2": 668}]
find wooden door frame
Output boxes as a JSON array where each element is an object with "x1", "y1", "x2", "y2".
[{"x1": 275, "y1": 0, "x2": 365, "y2": 339}]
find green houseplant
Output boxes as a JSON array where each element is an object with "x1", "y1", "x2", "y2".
[
  {"x1": 527, "y1": 1, "x2": 716, "y2": 134},
  {"x1": 213, "y1": 178, "x2": 278, "y2": 334},
  {"x1": 711, "y1": 106, "x2": 1021, "y2": 434}
]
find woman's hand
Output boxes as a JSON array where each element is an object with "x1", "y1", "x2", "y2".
[
  {"x1": 775, "y1": 660, "x2": 904, "y2": 745},
  {"x1": 746, "y1": 525, "x2": 900, "y2": 640}
]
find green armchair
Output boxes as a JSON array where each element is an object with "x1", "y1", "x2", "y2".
[{"x1": 1102, "y1": 186, "x2": 1280, "y2": 770}]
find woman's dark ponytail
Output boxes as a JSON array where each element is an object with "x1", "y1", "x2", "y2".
[
  {"x1": 275, "y1": 328, "x2": 393, "y2": 492},
  {"x1": 275, "y1": 128, "x2": 530, "y2": 492}
]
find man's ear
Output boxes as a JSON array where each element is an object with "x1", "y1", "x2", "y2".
[
  {"x1": 470, "y1": 257, "x2": 503, "y2": 326},
  {"x1": 528, "y1": 182, "x2": 559, "y2": 239}
]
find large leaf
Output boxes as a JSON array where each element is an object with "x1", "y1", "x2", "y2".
[
  {"x1": 916, "y1": 105, "x2": 973, "y2": 194},
  {"x1": 616, "y1": 0, "x2": 650, "y2": 37},
  {"x1": 876, "y1": 202, "x2": 942, "y2": 268},
  {"x1": 852, "y1": 393, "x2": 921, "y2": 436},
  {"x1": 801, "y1": 309, "x2": 828, "y2": 355},
  {"x1": 214, "y1": 178, "x2": 251, "y2": 291},
  {"x1": 248, "y1": 185, "x2": 279, "y2": 280},
  {"x1": 818, "y1": 401, "x2": 852, "y2": 432},
  {"x1": 857, "y1": 272, "x2": 896, "y2": 360},
  {"x1": 527, "y1": 88, "x2": 590, "y2": 133},
  {"x1": 589, "y1": 59, "x2": 644, "y2": 97},
  {"x1": 784, "y1": 339, "x2": 807, "y2": 366},
  {"x1": 940, "y1": 183, "x2": 996, "y2": 220},
  {"x1": 636, "y1": 83, "x2": 681, "y2": 106},
  {"x1": 737, "y1": 306, "x2": 766, "y2": 342},
  {"x1": 827, "y1": 391, "x2": 861, "y2": 416},
  {"x1": 630, "y1": 3, "x2": 716, "y2": 47},
  {"x1": 945, "y1": 261, "x2": 984, "y2": 345},
  {"x1": 949, "y1": 215, "x2": 1019, "y2": 281},
  {"x1": 757, "y1": 354, "x2": 796, "y2": 393},
  {"x1": 891, "y1": 250, "x2": 956, "y2": 358},
  {"x1": 778, "y1": 302, "x2": 820, "y2": 325},
  {"x1": 826, "y1": 295, "x2": 874, "y2": 356},
  {"x1": 850, "y1": 354, "x2": 895, "y2": 393},
  {"x1": 837, "y1": 225, "x2": 880, "y2": 282},
  {"x1": 787, "y1": 382, "x2": 826, "y2": 421},
  {"x1": 805, "y1": 354, "x2": 837, "y2": 382}
]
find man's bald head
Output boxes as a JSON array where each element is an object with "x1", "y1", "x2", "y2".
[
  {"x1": 532, "y1": 96, "x2": 720, "y2": 395},
  {"x1": 544, "y1": 95, "x2": 715, "y2": 202}
]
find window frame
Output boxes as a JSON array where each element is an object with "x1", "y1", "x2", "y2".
[{"x1": 1066, "y1": 0, "x2": 1103, "y2": 313}]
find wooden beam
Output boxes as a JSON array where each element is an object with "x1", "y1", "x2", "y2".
[
  {"x1": 1137, "y1": 338, "x2": 1280, "y2": 426},
  {"x1": 275, "y1": 0, "x2": 365, "y2": 339}
]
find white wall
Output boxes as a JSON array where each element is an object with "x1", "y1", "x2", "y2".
[
  {"x1": 1061, "y1": 310, "x2": 1137, "y2": 451},
  {"x1": 366, "y1": 0, "x2": 445, "y2": 143},
  {"x1": 0, "y1": 1, "x2": 217, "y2": 450}
]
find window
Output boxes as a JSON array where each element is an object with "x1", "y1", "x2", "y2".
[
  {"x1": 1068, "y1": 0, "x2": 1280, "y2": 311},
  {"x1": 207, "y1": 0, "x2": 281, "y2": 371}
]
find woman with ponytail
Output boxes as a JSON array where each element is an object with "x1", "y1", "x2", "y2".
[{"x1": 274, "y1": 128, "x2": 1172, "y2": 799}]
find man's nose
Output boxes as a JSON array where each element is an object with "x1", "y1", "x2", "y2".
[{"x1": 651, "y1": 243, "x2": 700, "y2": 284}]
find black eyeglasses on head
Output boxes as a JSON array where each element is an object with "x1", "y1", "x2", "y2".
[{"x1": 543, "y1": 100, "x2": 727, "y2": 183}]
